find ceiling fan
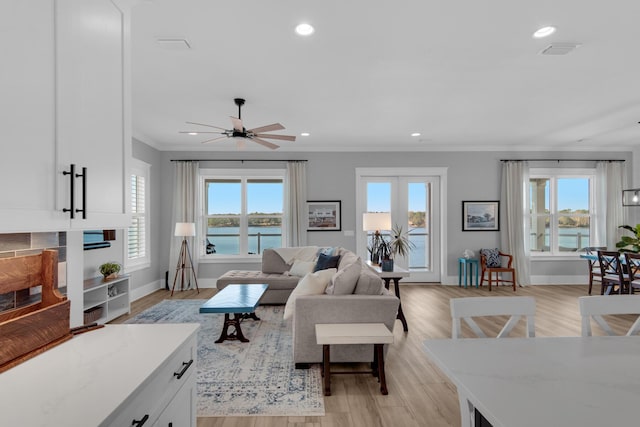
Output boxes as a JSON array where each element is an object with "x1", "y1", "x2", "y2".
[{"x1": 180, "y1": 98, "x2": 296, "y2": 150}]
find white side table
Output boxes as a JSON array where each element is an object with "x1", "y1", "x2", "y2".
[{"x1": 315, "y1": 323, "x2": 394, "y2": 396}]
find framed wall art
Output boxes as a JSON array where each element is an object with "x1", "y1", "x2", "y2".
[
  {"x1": 462, "y1": 201, "x2": 500, "y2": 231},
  {"x1": 307, "y1": 200, "x2": 341, "y2": 231}
]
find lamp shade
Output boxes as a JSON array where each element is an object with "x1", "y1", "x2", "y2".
[
  {"x1": 175, "y1": 222, "x2": 196, "y2": 237},
  {"x1": 362, "y1": 212, "x2": 391, "y2": 231}
]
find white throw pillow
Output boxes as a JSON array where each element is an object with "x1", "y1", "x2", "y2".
[
  {"x1": 283, "y1": 268, "x2": 337, "y2": 320},
  {"x1": 325, "y1": 258, "x2": 362, "y2": 295},
  {"x1": 289, "y1": 260, "x2": 316, "y2": 277}
]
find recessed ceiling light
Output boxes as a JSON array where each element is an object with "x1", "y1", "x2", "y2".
[
  {"x1": 533, "y1": 26, "x2": 556, "y2": 38},
  {"x1": 188, "y1": 132, "x2": 198, "y2": 136},
  {"x1": 300, "y1": 132, "x2": 310, "y2": 136},
  {"x1": 295, "y1": 23, "x2": 314, "y2": 36},
  {"x1": 411, "y1": 132, "x2": 421, "y2": 137}
]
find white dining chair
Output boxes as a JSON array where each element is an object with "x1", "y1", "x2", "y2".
[
  {"x1": 450, "y1": 296, "x2": 536, "y2": 339},
  {"x1": 578, "y1": 295, "x2": 640, "y2": 336}
]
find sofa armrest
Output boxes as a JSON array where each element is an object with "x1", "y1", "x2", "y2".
[{"x1": 292, "y1": 294, "x2": 399, "y2": 364}]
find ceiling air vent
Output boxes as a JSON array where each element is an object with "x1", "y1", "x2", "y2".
[
  {"x1": 156, "y1": 38, "x2": 191, "y2": 50},
  {"x1": 539, "y1": 43, "x2": 581, "y2": 55}
]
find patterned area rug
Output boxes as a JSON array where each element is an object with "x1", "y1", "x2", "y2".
[{"x1": 126, "y1": 300, "x2": 324, "y2": 417}]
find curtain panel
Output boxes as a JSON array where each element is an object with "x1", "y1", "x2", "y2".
[
  {"x1": 169, "y1": 161, "x2": 200, "y2": 283},
  {"x1": 286, "y1": 161, "x2": 307, "y2": 247}
]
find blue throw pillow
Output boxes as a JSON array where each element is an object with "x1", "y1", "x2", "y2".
[
  {"x1": 314, "y1": 253, "x2": 340, "y2": 272},
  {"x1": 481, "y1": 248, "x2": 501, "y2": 267}
]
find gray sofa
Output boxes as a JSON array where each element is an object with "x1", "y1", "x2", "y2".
[{"x1": 216, "y1": 246, "x2": 400, "y2": 366}]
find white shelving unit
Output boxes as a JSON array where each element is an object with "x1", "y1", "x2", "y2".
[{"x1": 82, "y1": 274, "x2": 130, "y2": 324}]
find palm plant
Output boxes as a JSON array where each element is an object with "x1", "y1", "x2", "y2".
[{"x1": 616, "y1": 224, "x2": 640, "y2": 253}]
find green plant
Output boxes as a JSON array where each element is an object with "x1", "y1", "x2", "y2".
[
  {"x1": 99, "y1": 262, "x2": 121, "y2": 277},
  {"x1": 375, "y1": 224, "x2": 416, "y2": 261},
  {"x1": 616, "y1": 224, "x2": 640, "y2": 253}
]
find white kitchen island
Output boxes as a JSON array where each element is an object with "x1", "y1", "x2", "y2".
[
  {"x1": 423, "y1": 336, "x2": 640, "y2": 427},
  {"x1": 0, "y1": 323, "x2": 199, "y2": 427}
]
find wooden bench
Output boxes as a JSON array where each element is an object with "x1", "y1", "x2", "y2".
[{"x1": 0, "y1": 249, "x2": 72, "y2": 372}]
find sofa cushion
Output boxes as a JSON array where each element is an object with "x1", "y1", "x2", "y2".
[
  {"x1": 354, "y1": 263, "x2": 384, "y2": 295},
  {"x1": 283, "y1": 268, "x2": 336, "y2": 320},
  {"x1": 325, "y1": 258, "x2": 362, "y2": 295},
  {"x1": 216, "y1": 270, "x2": 299, "y2": 291},
  {"x1": 261, "y1": 249, "x2": 289, "y2": 274},
  {"x1": 289, "y1": 260, "x2": 315, "y2": 277},
  {"x1": 314, "y1": 253, "x2": 340, "y2": 272},
  {"x1": 337, "y1": 249, "x2": 359, "y2": 271}
]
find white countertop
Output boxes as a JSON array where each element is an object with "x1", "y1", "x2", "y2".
[
  {"x1": 0, "y1": 323, "x2": 199, "y2": 427},
  {"x1": 423, "y1": 336, "x2": 640, "y2": 427}
]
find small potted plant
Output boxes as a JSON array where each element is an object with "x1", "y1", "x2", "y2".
[
  {"x1": 99, "y1": 262, "x2": 121, "y2": 280},
  {"x1": 378, "y1": 224, "x2": 415, "y2": 272}
]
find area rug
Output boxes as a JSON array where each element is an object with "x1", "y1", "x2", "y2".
[{"x1": 126, "y1": 300, "x2": 324, "y2": 417}]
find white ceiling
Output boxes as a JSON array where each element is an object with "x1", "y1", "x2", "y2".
[{"x1": 131, "y1": 0, "x2": 640, "y2": 153}]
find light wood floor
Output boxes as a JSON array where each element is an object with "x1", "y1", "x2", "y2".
[{"x1": 112, "y1": 283, "x2": 634, "y2": 427}]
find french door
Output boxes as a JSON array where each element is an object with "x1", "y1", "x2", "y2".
[{"x1": 356, "y1": 168, "x2": 444, "y2": 282}]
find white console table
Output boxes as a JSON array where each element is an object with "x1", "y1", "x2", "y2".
[{"x1": 0, "y1": 323, "x2": 199, "y2": 427}]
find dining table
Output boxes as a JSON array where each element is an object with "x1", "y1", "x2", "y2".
[{"x1": 423, "y1": 336, "x2": 640, "y2": 427}]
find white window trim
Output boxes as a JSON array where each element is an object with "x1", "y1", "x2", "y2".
[
  {"x1": 529, "y1": 167, "x2": 596, "y2": 258},
  {"x1": 199, "y1": 168, "x2": 286, "y2": 262},
  {"x1": 125, "y1": 159, "x2": 151, "y2": 271}
]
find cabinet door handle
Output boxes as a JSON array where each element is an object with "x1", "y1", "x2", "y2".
[
  {"x1": 76, "y1": 166, "x2": 87, "y2": 219},
  {"x1": 173, "y1": 359, "x2": 194, "y2": 380},
  {"x1": 62, "y1": 164, "x2": 76, "y2": 219},
  {"x1": 131, "y1": 414, "x2": 149, "y2": 426}
]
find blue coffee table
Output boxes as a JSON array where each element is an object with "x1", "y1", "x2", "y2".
[{"x1": 199, "y1": 283, "x2": 268, "y2": 343}]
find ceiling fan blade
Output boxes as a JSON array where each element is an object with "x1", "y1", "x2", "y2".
[
  {"x1": 248, "y1": 123, "x2": 285, "y2": 133},
  {"x1": 186, "y1": 121, "x2": 228, "y2": 131},
  {"x1": 255, "y1": 133, "x2": 296, "y2": 141},
  {"x1": 251, "y1": 137, "x2": 280, "y2": 150},
  {"x1": 230, "y1": 116, "x2": 243, "y2": 131},
  {"x1": 179, "y1": 131, "x2": 224, "y2": 134},
  {"x1": 200, "y1": 136, "x2": 227, "y2": 144}
]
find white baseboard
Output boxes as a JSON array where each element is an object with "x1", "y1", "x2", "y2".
[
  {"x1": 442, "y1": 275, "x2": 588, "y2": 286},
  {"x1": 130, "y1": 279, "x2": 163, "y2": 302}
]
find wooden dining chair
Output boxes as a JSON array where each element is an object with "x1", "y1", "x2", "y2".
[
  {"x1": 597, "y1": 250, "x2": 629, "y2": 295},
  {"x1": 623, "y1": 252, "x2": 640, "y2": 295},
  {"x1": 479, "y1": 249, "x2": 516, "y2": 291},
  {"x1": 578, "y1": 295, "x2": 640, "y2": 336},
  {"x1": 450, "y1": 296, "x2": 536, "y2": 339},
  {"x1": 583, "y1": 246, "x2": 606, "y2": 295}
]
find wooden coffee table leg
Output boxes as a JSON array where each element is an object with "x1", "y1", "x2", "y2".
[
  {"x1": 323, "y1": 344, "x2": 331, "y2": 396},
  {"x1": 215, "y1": 313, "x2": 250, "y2": 343},
  {"x1": 375, "y1": 344, "x2": 388, "y2": 395}
]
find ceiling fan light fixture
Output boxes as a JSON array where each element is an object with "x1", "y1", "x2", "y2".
[
  {"x1": 295, "y1": 23, "x2": 314, "y2": 36},
  {"x1": 533, "y1": 26, "x2": 556, "y2": 38}
]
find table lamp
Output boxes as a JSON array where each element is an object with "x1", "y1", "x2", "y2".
[{"x1": 362, "y1": 212, "x2": 391, "y2": 264}]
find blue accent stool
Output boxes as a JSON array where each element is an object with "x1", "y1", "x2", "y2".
[{"x1": 458, "y1": 258, "x2": 479, "y2": 288}]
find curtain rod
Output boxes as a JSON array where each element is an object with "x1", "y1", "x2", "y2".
[
  {"x1": 170, "y1": 159, "x2": 307, "y2": 162},
  {"x1": 500, "y1": 159, "x2": 625, "y2": 162}
]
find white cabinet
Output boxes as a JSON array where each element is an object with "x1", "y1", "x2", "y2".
[
  {"x1": 0, "y1": 324, "x2": 199, "y2": 427},
  {"x1": 55, "y1": 0, "x2": 131, "y2": 230},
  {"x1": 83, "y1": 274, "x2": 130, "y2": 324},
  {"x1": 0, "y1": 0, "x2": 131, "y2": 233}
]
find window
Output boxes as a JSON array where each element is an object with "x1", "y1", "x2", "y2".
[
  {"x1": 202, "y1": 169, "x2": 285, "y2": 257},
  {"x1": 127, "y1": 159, "x2": 150, "y2": 269},
  {"x1": 529, "y1": 168, "x2": 595, "y2": 255}
]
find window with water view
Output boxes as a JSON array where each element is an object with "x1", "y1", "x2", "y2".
[
  {"x1": 530, "y1": 171, "x2": 594, "y2": 254},
  {"x1": 204, "y1": 174, "x2": 284, "y2": 256}
]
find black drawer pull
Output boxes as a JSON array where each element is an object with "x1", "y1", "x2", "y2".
[
  {"x1": 131, "y1": 414, "x2": 149, "y2": 426},
  {"x1": 62, "y1": 164, "x2": 76, "y2": 219},
  {"x1": 174, "y1": 359, "x2": 194, "y2": 380}
]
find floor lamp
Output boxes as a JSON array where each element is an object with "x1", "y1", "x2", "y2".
[{"x1": 172, "y1": 222, "x2": 200, "y2": 296}]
